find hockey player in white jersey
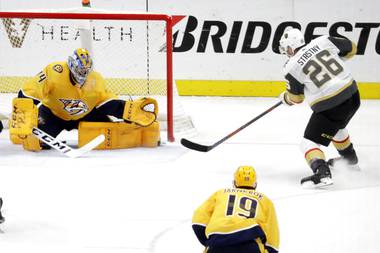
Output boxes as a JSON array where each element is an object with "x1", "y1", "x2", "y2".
[{"x1": 278, "y1": 28, "x2": 360, "y2": 187}]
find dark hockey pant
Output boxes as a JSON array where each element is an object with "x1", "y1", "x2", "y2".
[
  {"x1": 304, "y1": 91, "x2": 360, "y2": 146},
  {"x1": 207, "y1": 241, "x2": 261, "y2": 253}
]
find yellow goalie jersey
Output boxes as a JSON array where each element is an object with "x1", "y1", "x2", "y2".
[
  {"x1": 192, "y1": 188, "x2": 279, "y2": 253},
  {"x1": 21, "y1": 61, "x2": 116, "y2": 121}
]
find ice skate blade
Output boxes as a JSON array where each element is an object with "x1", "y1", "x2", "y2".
[{"x1": 301, "y1": 177, "x2": 333, "y2": 189}]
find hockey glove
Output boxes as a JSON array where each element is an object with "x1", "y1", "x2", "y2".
[
  {"x1": 10, "y1": 98, "x2": 41, "y2": 151},
  {"x1": 122, "y1": 97, "x2": 158, "y2": 127},
  {"x1": 279, "y1": 91, "x2": 294, "y2": 106}
]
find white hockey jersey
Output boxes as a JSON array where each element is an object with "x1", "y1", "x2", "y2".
[{"x1": 283, "y1": 35, "x2": 358, "y2": 112}]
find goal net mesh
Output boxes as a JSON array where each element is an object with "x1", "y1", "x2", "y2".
[{"x1": 0, "y1": 9, "x2": 196, "y2": 141}]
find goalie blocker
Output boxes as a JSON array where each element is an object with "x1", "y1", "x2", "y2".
[{"x1": 10, "y1": 98, "x2": 41, "y2": 151}]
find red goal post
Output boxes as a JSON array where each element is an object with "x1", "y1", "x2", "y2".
[{"x1": 0, "y1": 10, "x2": 183, "y2": 142}]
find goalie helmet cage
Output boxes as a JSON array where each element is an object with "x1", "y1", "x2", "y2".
[{"x1": 0, "y1": 10, "x2": 195, "y2": 142}]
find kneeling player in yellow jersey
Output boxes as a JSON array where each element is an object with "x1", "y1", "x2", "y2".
[
  {"x1": 10, "y1": 48, "x2": 160, "y2": 151},
  {"x1": 192, "y1": 166, "x2": 279, "y2": 253}
]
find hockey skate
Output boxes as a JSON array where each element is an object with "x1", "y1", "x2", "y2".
[
  {"x1": 301, "y1": 160, "x2": 333, "y2": 188},
  {"x1": 327, "y1": 156, "x2": 359, "y2": 170},
  {"x1": 327, "y1": 144, "x2": 359, "y2": 170},
  {"x1": 0, "y1": 198, "x2": 4, "y2": 224}
]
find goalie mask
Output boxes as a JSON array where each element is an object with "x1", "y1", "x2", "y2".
[
  {"x1": 68, "y1": 48, "x2": 93, "y2": 86},
  {"x1": 279, "y1": 28, "x2": 305, "y2": 57},
  {"x1": 233, "y1": 165, "x2": 257, "y2": 189}
]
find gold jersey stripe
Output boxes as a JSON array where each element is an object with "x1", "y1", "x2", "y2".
[
  {"x1": 310, "y1": 80, "x2": 354, "y2": 107},
  {"x1": 344, "y1": 42, "x2": 357, "y2": 60}
]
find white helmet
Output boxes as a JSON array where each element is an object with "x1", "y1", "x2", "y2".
[{"x1": 279, "y1": 28, "x2": 305, "y2": 56}]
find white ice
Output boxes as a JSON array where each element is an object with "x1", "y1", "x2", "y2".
[{"x1": 0, "y1": 96, "x2": 379, "y2": 253}]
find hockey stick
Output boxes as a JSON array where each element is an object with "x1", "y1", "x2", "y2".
[
  {"x1": 1, "y1": 110, "x2": 104, "y2": 157},
  {"x1": 181, "y1": 101, "x2": 282, "y2": 152},
  {"x1": 32, "y1": 127, "x2": 104, "y2": 158}
]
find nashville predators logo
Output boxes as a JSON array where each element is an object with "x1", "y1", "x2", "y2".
[
  {"x1": 53, "y1": 64, "x2": 63, "y2": 73},
  {"x1": 59, "y1": 99, "x2": 89, "y2": 116}
]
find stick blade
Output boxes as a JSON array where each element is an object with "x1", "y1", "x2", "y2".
[
  {"x1": 180, "y1": 138, "x2": 212, "y2": 152},
  {"x1": 68, "y1": 134, "x2": 105, "y2": 158}
]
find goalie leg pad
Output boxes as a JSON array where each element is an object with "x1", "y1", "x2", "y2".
[
  {"x1": 22, "y1": 134, "x2": 42, "y2": 151},
  {"x1": 9, "y1": 98, "x2": 41, "y2": 151},
  {"x1": 122, "y1": 97, "x2": 158, "y2": 127},
  {"x1": 10, "y1": 134, "x2": 23, "y2": 144},
  {"x1": 141, "y1": 121, "x2": 160, "y2": 147},
  {"x1": 78, "y1": 121, "x2": 160, "y2": 149}
]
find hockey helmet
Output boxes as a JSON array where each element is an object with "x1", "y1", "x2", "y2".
[
  {"x1": 279, "y1": 28, "x2": 305, "y2": 56},
  {"x1": 234, "y1": 165, "x2": 257, "y2": 189},
  {"x1": 68, "y1": 48, "x2": 93, "y2": 86}
]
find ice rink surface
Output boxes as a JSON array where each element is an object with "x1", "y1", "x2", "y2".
[{"x1": 0, "y1": 96, "x2": 379, "y2": 253}]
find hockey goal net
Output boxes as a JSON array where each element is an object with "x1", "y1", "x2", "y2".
[{"x1": 0, "y1": 9, "x2": 195, "y2": 142}]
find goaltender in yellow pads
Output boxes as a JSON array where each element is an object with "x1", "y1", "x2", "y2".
[{"x1": 10, "y1": 48, "x2": 160, "y2": 151}]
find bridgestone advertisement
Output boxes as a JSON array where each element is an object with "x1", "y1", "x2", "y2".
[{"x1": 0, "y1": 0, "x2": 378, "y2": 97}]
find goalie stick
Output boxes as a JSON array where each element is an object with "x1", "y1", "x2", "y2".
[
  {"x1": 1, "y1": 110, "x2": 104, "y2": 157},
  {"x1": 1, "y1": 111, "x2": 104, "y2": 158},
  {"x1": 32, "y1": 127, "x2": 104, "y2": 158},
  {"x1": 181, "y1": 101, "x2": 282, "y2": 152}
]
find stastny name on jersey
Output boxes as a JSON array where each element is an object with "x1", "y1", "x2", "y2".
[{"x1": 297, "y1": 45, "x2": 321, "y2": 66}]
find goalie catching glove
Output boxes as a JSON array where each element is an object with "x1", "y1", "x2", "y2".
[{"x1": 122, "y1": 97, "x2": 158, "y2": 127}]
